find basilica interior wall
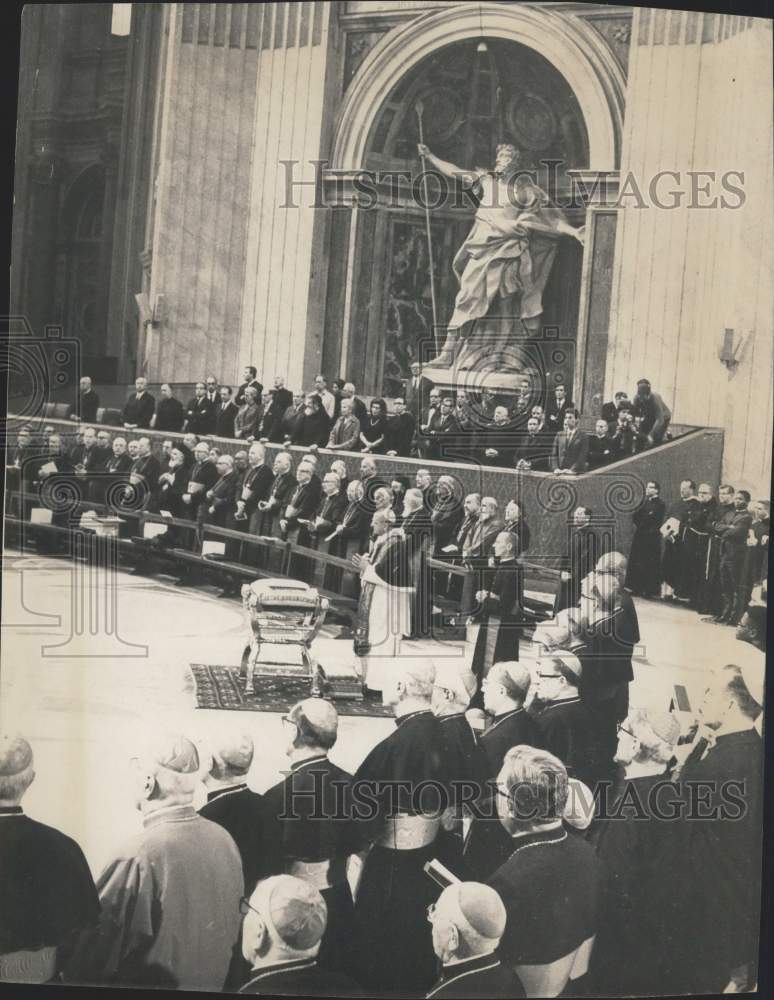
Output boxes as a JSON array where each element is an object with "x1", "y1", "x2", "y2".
[{"x1": 606, "y1": 10, "x2": 773, "y2": 496}]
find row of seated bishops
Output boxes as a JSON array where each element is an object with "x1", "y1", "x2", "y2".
[
  {"x1": 2, "y1": 646, "x2": 763, "y2": 996},
  {"x1": 64, "y1": 364, "x2": 673, "y2": 472}
]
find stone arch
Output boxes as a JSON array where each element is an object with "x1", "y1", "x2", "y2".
[{"x1": 332, "y1": 3, "x2": 624, "y2": 172}]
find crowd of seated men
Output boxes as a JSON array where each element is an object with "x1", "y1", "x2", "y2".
[{"x1": 50, "y1": 363, "x2": 676, "y2": 474}]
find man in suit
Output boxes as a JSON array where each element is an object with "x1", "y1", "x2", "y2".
[
  {"x1": 422, "y1": 396, "x2": 458, "y2": 460},
  {"x1": 151, "y1": 383, "x2": 186, "y2": 432},
  {"x1": 185, "y1": 382, "x2": 217, "y2": 436},
  {"x1": 122, "y1": 376, "x2": 155, "y2": 430},
  {"x1": 416, "y1": 388, "x2": 442, "y2": 458},
  {"x1": 405, "y1": 361, "x2": 434, "y2": 423},
  {"x1": 601, "y1": 390, "x2": 632, "y2": 433},
  {"x1": 545, "y1": 382, "x2": 572, "y2": 437},
  {"x1": 74, "y1": 376, "x2": 100, "y2": 423},
  {"x1": 385, "y1": 396, "x2": 416, "y2": 457},
  {"x1": 312, "y1": 375, "x2": 336, "y2": 420},
  {"x1": 199, "y1": 729, "x2": 263, "y2": 894},
  {"x1": 238, "y1": 876, "x2": 360, "y2": 995},
  {"x1": 552, "y1": 408, "x2": 589, "y2": 475},
  {"x1": 235, "y1": 366, "x2": 263, "y2": 407},
  {"x1": 426, "y1": 883, "x2": 524, "y2": 999},
  {"x1": 215, "y1": 385, "x2": 239, "y2": 438}
]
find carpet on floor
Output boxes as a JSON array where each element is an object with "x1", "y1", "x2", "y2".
[{"x1": 189, "y1": 663, "x2": 394, "y2": 717}]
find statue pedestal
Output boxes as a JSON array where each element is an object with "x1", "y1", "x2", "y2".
[{"x1": 425, "y1": 366, "x2": 529, "y2": 397}]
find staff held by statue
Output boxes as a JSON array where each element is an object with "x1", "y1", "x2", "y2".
[{"x1": 415, "y1": 100, "x2": 440, "y2": 351}]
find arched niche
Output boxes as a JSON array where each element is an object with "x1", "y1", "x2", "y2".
[{"x1": 332, "y1": 3, "x2": 624, "y2": 174}]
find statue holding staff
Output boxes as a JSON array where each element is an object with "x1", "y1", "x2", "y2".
[{"x1": 417, "y1": 141, "x2": 584, "y2": 370}]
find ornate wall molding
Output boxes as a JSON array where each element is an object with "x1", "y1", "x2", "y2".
[{"x1": 331, "y1": 3, "x2": 625, "y2": 172}]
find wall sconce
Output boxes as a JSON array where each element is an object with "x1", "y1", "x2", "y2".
[{"x1": 718, "y1": 327, "x2": 747, "y2": 372}]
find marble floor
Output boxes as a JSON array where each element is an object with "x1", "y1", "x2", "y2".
[{"x1": 0, "y1": 549, "x2": 755, "y2": 877}]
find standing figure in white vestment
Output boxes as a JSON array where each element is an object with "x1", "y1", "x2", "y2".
[{"x1": 352, "y1": 509, "x2": 413, "y2": 697}]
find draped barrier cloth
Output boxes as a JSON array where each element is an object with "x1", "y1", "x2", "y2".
[{"x1": 7, "y1": 414, "x2": 723, "y2": 565}]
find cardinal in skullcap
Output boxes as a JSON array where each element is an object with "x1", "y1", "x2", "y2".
[
  {"x1": 0, "y1": 733, "x2": 99, "y2": 982},
  {"x1": 259, "y1": 698, "x2": 357, "y2": 982},
  {"x1": 239, "y1": 875, "x2": 360, "y2": 995},
  {"x1": 426, "y1": 881, "x2": 525, "y2": 998},
  {"x1": 64, "y1": 733, "x2": 243, "y2": 992}
]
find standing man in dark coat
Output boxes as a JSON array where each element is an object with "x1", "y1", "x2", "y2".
[
  {"x1": 660, "y1": 662, "x2": 763, "y2": 995},
  {"x1": 555, "y1": 506, "x2": 598, "y2": 612},
  {"x1": 122, "y1": 376, "x2": 155, "y2": 430},
  {"x1": 587, "y1": 418, "x2": 617, "y2": 469},
  {"x1": 75, "y1": 376, "x2": 100, "y2": 423},
  {"x1": 351, "y1": 661, "x2": 451, "y2": 995},
  {"x1": 590, "y1": 708, "x2": 680, "y2": 997},
  {"x1": 260, "y1": 700, "x2": 356, "y2": 979},
  {"x1": 0, "y1": 734, "x2": 100, "y2": 983},
  {"x1": 480, "y1": 405, "x2": 517, "y2": 467},
  {"x1": 531, "y1": 651, "x2": 605, "y2": 791},
  {"x1": 469, "y1": 531, "x2": 524, "y2": 695},
  {"x1": 235, "y1": 366, "x2": 263, "y2": 407},
  {"x1": 400, "y1": 487, "x2": 435, "y2": 640},
  {"x1": 151, "y1": 383, "x2": 186, "y2": 432},
  {"x1": 463, "y1": 661, "x2": 537, "y2": 880},
  {"x1": 626, "y1": 479, "x2": 666, "y2": 596},
  {"x1": 215, "y1": 386, "x2": 239, "y2": 438},
  {"x1": 426, "y1": 883, "x2": 525, "y2": 1000},
  {"x1": 577, "y1": 568, "x2": 640, "y2": 779},
  {"x1": 405, "y1": 360, "x2": 434, "y2": 424},
  {"x1": 487, "y1": 746, "x2": 603, "y2": 998},
  {"x1": 184, "y1": 382, "x2": 217, "y2": 436},
  {"x1": 551, "y1": 408, "x2": 589, "y2": 475},
  {"x1": 708, "y1": 490, "x2": 753, "y2": 624},
  {"x1": 544, "y1": 382, "x2": 572, "y2": 437},
  {"x1": 514, "y1": 414, "x2": 550, "y2": 471},
  {"x1": 199, "y1": 729, "x2": 263, "y2": 894},
  {"x1": 279, "y1": 462, "x2": 322, "y2": 541},
  {"x1": 479, "y1": 661, "x2": 536, "y2": 778},
  {"x1": 385, "y1": 396, "x2": 416, "y2": 457}
]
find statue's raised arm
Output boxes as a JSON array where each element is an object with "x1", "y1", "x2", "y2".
[{"x1": 417, "y1": 144, "x2": 482, "y2": 186}]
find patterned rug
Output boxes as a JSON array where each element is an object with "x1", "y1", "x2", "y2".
[{"x1": 189, "y1": 663, "x2": 394, "y2": 717}]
